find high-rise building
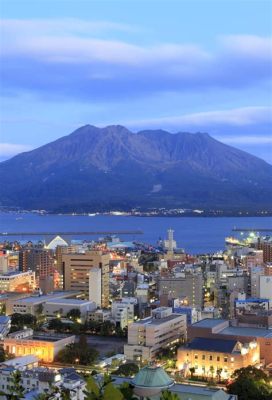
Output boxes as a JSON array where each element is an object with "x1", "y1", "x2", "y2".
[
  {"x1": 257, "y1": 238, "x2": 272, "y2": 263},
  {"x1": 19, "y1": 249, "x2": 54, "y2": 284},
  {"x1": 89, "y1": 267, "x2": 102, "y2": 307},
  {"x1": 63, "y1": 250, "x2": 110, "y2": 308},
  {"x1": 158, "y1": 272, "x2": 204, "y2": 308}
]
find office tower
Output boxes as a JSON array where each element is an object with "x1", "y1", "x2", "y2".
[{"x1": 63, "y1": 250, "x2": 110, "y2": 308}]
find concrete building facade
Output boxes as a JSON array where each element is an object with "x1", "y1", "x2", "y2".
[
  {"x1": 124, "y1": 307, "x2": 187, "y2": 362},
  {"x1": 63, "y1": 250, "x2": 110, "y2": 307}
]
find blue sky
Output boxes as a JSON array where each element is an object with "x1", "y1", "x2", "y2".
[{"x1": 0, "y1": 0, "x2": 271, "y2": 162}]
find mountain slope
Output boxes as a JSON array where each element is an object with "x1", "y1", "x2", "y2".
[{"x1": 0, "y1": 125, "x2": 272, "y2": 212}]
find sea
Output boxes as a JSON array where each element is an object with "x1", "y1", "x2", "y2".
[{"x1": 0, "y1": 213, "x2": 271, "y2": 255}]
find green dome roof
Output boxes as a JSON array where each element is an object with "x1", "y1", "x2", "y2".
[{"x1": 132, "y1": 366, "x2": 174, "y2": 389}]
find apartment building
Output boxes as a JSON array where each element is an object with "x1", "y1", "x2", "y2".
[
  {"x1": 158, "y1": 272, "x2": 203, "y2": 308},
  {"x1": 124, "y1": 307, "x2": 187, "y2": 362},
  {"x1": 111, "y1": 297, "x2": 137, "y2": 329}
]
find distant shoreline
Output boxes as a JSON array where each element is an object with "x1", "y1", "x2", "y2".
[{"x1": 1, "y1": 209, "x2": 272, "y2": 218}]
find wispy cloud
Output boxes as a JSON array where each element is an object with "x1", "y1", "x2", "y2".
[
  {"x1": 217, "y1": 135, "x2": 272, "y2": 145},
  {"x1": 221, "y1": 35, "x2": 272, "y2": 60},
  {"x1": 0, "y1": 18, "x2": 137, "y2": 36},
  {"x1": 0, "y1": 18, "x2": 271, "y2": 101},
  {"x1": 0, "y1": 143, "x2": 33, "y2": 158},
  {"x1": 124, "y1": 106, "x2": 272, "y2": 129}
]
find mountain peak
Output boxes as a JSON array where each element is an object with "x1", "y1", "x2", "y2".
[{"x1": 0, "y1": 124, "x2": 271, "y2": 212}]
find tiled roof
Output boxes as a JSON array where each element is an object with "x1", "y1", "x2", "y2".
[{"x1": 186, "y1": 337, "x2": 237, "y2": 353}]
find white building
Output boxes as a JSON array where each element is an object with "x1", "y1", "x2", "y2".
[
  {"x1": 0, "y1": 363, "x2": 85, "y2": 400},
  {"x1": 124, "y1": 307, "x2": 187, "y2": 362},
  {"x1": 163, "y1": 229, "x2": 177, "y2": 252},
  {"x1": 89, "y1": 267, "x2": 102, "y2": 307},
  {"x1": 111, "y1": 298, "x2": 137, "y2": 329},
  {"x1": 7, "y1": 291, "x2": 81, "y2": 316},
  {"x1": 259, "y1": 276, "x2": 272, "y2": 305},
  {"x1": 44, "y1": 298, "x2": 96, "y2": 322},
  {"x1": 250, "y1": 266, "x2": 264, "y2": 297}
]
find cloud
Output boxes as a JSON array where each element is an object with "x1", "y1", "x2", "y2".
[
  {"x1": 0, "y1": 143, "x2": 33, "y2": 158},
  {"x1": 0, "y1": 19, "x2": 271, "y2": 101},
  {"x1": 124, "y1": 106, "x2": 272, "y2": 129},
  {"x1": 217, "y1": 135, "x2": 272, "y2": 145},
  {"x1": 221, "y1": 35, "x2": 272, "y2": 60},
  {"x1": 0, "y1": 18, "x2": 137, "y2": 37}
]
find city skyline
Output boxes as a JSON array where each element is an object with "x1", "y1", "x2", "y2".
[{"x1": 0, "y1": 0, "x2": 271, "y2": 163}]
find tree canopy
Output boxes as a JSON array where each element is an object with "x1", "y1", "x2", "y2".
[{"x1": 227, "y1": 366, "x2": 272, "y2": 400}]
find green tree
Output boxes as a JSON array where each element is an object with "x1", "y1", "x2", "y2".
[
  {"x1": 67, "y1": 309, "x2": 81, "y2": 322},
  {"x1": 84, "y1": 375, "x2": 123, "y2": 400},
  {"x1": 1, "y1": 370, "x2": 25, "y2": 400},
  {"x1": 56, "y1": 342, "x2": 98, "y2": 365},
  {"x1": 216, "y1": 367, "x2": 223, "y2": 381},
  {"x1": 189, "y1": 367, "x2": 195, "y2": 379},
  {"x1": 48, "y1": 318, "x2": 64, "y2": 332},
  {"x1": 118, "y1": 382, "x2": 137, "y2": 400},
  {"x1": 160, "y1": 391, "x2": 179, "y2": 400},
  {"x1": 11, "y1": 313, "x2": 36, "y2": 329},
  {"x1": 115, "y1": 363, "x2": 139, "y2": 377},
  {"x1": 227, "y1": 366, "x2": 272, "y2": 400},
  {"x1": 209, "y1": 365, "x2": 214, "y2": 379},
  {"x1": 99, "y1": 321, "x2": 115, "y2": 336}
]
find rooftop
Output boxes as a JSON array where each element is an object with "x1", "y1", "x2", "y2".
[
  {"x1": 171, "y1": 384, "x2": 232, "y2": 398},
  {"x1": 45, "y1": 298, "x2": 92, "y2": 305},
  {"x1": 0, "y1": 355, "x2": 38, "y2": 367},
  {"x1": 235, "y1": 298, "x2": 269, "y2": 303},
  {"x1": 192, "y1": 319, "x2": 227, "y2": 328},
  {"x1": 5, "y1": 333, "x2": 75, "y2": 343},
  {"x1": 220, "y1": 326, "x2": 272, "y2": 338},
  {"x1": 13, "y1": 291, "x2": 80, "y2": 304},
  {"x1": 132, "y1": 366, "x2": 174, "y2": 389},
  {"x1": 186, "y1": 337, "x2": 237, "y2": 353},
  {"x1": 134, "y1": 313, "x2": 183, "y2": 326}
]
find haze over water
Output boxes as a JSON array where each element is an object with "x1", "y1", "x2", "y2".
[{"x1": 0, "y1": 213, "x2": 271, "y2": 254}]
